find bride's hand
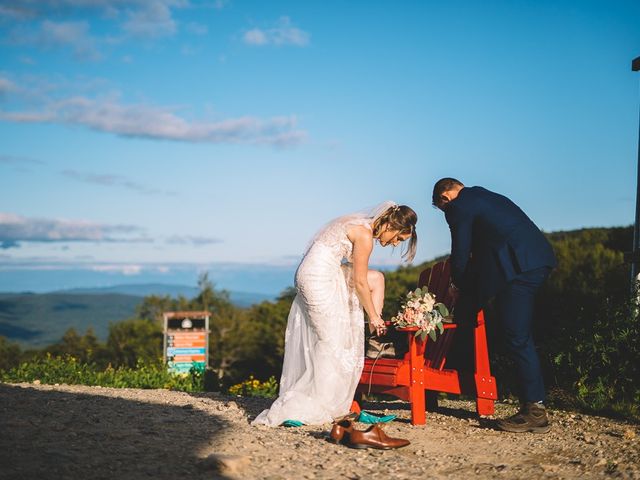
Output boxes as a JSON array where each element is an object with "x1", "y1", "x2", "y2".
[{"x1": 371, "y1": 317, "x2": 387, "y2": 336}]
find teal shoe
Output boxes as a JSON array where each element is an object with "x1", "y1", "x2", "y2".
[
  {"x1": 281, "y1": 419, "x2": 304, "y2": 427},
  {"x1": 357, "y1": 411, "x2": 397, "y2": 424}
]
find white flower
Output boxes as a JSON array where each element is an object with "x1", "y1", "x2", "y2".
[
  {"x1": 422, "y1": 294, "x2": 435, "y2": 311},
  {"x1": 408, "y1": 300, "x2": 421, "y2": 310}
]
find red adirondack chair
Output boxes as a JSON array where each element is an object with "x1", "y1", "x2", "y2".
[{"x1": 353, "y1": 259, "x2": 497, "y2": 425}]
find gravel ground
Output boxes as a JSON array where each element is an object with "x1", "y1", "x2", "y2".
[{"x1": 1, "y1": 382, "x2": 638, "y2": 479}]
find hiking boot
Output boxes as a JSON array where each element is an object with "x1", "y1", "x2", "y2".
[{"x1": 496, "y1": 402, "x2": 551, "y2": 433}]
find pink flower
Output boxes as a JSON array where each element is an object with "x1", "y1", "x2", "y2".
[{"x1": 403, "y1": 309, "x2": 417, "y2": 324}]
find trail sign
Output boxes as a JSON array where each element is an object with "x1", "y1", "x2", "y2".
[{"x1": 163, "y1": 311, "x2": 210, "y2": 373}]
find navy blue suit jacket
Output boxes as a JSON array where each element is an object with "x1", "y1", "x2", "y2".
[{"x1": 445, "y1": 186, "x2": 557, "y2": 303}]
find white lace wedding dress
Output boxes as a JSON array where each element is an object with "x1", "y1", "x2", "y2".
[{"x1": 252, "y1": 204, "x2": 394, "y2": 426}]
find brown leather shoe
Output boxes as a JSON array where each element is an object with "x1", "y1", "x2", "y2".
[
  {"x1": 328, "y1": 419, "x2": 354, "y2": 444},
  {"x1": 346, "y1": 424, "x2": 410, "y2": 450}
]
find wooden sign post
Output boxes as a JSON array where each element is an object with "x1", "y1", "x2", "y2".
[{"x1": 163, "y1": 311, "x2": 211, "y2": 374}]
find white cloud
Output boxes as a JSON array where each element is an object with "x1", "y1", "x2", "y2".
[
  {"x1": 40, "y1": 19, "x2": 86, "y2": 43},
  {"x1": 0, "y1": 0, "x2": 201, "y2": 57},
  {"x1": 244, "y1": 28, "x2": 267, "y2": 46},
  {"x1": 212, "y1": 0, "x2": 229, "y2": 9},
  {"x1": 0, "y1": 0, "x2": 188, "y2": 23},
  {"x1": 166, "y1": 235, "x2": 222, "y2": 246},
  {"x1": 0, "y1": 92, "x2": 307, "y2": 146},
  {"x1": 122, "y1": 1, "x2": 179, "y2": 38},
  {"x1": 180, "y1": 45, "x2": 196, "y2": 56},
  {"x1": 0, "y1": 154, "x2": 44, "y2": 165},
  {"x1": 0, "y1": 74, "x2": 307, "y2": 146},
  {"x1": 5, "y1": 19, "x2": 104, "y2": 60},
  {"x1": 0, "y1": 154, "x2": 46, "y2": 173},
  {"x1": 0, "y1": 5, "x2": 34, "y2": 20},
  {"x1": 0, "y1": 212, "x2": 147, "y2": 249},
  {"x1": 61, "y1": 169, "x2": 178, "y2": 196},
  {"x1": 243, "y1": 17, "x2": 310, "y2": 47},
  {"x1": 0, "y1": 76, "x2": 17, "y2": 95},
  {"x1": 0, "y1": 110, "x2": 56, "y2": 122},
  {"x1": 186, "y1": 21, "x2": 208, "y2": 35},
  {"x1": 90, "y1": 264, "x2": 142, "y2": 275}
]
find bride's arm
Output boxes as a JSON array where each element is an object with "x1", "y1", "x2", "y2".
[{"x1": 348, "y1": 225, "x2": 386, "y2": 335}]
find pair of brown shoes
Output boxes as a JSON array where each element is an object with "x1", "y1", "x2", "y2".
[{"x1": 328, "y1": 420, "x2": 410, "y2": 450}]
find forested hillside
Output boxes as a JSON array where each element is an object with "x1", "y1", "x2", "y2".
[
  {"x1": 0, "y1": 293, "x2": 141, "y2": 348},
  {"x1": 0, "y1": 288, "x2": 273, "y2": 348}
]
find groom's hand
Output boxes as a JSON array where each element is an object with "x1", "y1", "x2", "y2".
[{"x1": 447, "y1": 282, "x2": 460, "y2": 305}]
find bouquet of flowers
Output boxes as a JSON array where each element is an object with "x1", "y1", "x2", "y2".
[{"x1": 390, "y1": 287, "x2": 451, "y2": 341}]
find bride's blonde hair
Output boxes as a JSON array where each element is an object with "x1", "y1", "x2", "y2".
[{"x1": 372, "y1": 205, "x2": 418, "y2": 263}]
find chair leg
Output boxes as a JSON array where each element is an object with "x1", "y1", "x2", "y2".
[
  {"x1": 351, "y1": 391, "x2": 363, "y2": 414},
  {"x1": 476, "y1": 397, "x2": 495, "y2": 416},
  {"x1": 473, "y1": 310, "x2": 497, "y2": 415},
  {"x1": 410, "y1": 388, "x2": 426, "y2": 425},
  {"x1": 406, "y1": 327, "x2": 426, "y2": 425}
]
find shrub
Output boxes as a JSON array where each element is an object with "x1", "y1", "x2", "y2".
[
  {"x1": 228, "y1": 375, "x2": 278, "y2": 398},
  {"x1": 550, "y1": 297, "x2": 640, "y2": 419},
  {"x1": 0, "y1": 354, "x2": 204, "y2": 393}
]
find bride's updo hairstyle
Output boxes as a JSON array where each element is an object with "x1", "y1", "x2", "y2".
[{"x1": 372, "y1": 205, "x2": 418, "y2": 263}]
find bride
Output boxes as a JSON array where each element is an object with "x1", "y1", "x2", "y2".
[{"x1": 252, "y1": 202, "x2": 418, "y2": 426}]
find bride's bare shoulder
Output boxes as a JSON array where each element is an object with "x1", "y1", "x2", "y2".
[{"x1": 346, "y1": 223, "x2": 373, "y2": 243}]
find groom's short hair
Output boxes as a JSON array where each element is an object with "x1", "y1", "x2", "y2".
[{"x1": 432, "y1": 178, "x2": 464, "y2": 206}]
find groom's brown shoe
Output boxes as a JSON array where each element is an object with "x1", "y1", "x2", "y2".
[
  {"x1": 346, "y1": 424, "x2": 410, "y2": 450},
  {"x1": 328, "y1": 419, "x2": 354, "y2": 444},
  {"x1": 496, "y1": 402, "x2": 551, "y2": 433}
]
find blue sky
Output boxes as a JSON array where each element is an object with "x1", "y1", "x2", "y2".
[{"x1": 1, "y1": 0, "x2": 639, "y2": 294}]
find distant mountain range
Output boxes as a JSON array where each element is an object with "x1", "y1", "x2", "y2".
[
  {"x1": 0, "y1": 284, "x2": 275, "y2": 349},
  {"x1": 54, "y1": 284, "x2": 202, "y2": 297},
  {"x1": 53, "y1": 283, "x2": 274, "y2": 307}
]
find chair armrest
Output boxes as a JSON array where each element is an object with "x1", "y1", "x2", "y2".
[{"x1": 395, "y1": 326, "x2": 420, "y2": 332}]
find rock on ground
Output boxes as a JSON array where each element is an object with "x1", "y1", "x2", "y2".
[{"x1": 1, "y1": 382, "x2": 639, "y2": 479}]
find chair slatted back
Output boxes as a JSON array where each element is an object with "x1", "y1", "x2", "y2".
[
  {"x1": 417, "y1": 259, "x2": 456, "y2": 370},
  {"x1": 418, "y1": 258, "x2": 454, "y2": 309}
]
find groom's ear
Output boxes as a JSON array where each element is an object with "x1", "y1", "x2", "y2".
[{"x1": 436, "y1": 193, "x2": 450, "y2": 209}]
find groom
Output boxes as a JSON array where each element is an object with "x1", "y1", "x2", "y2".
[{"x1": 432, "y1": 178, "x2": 557, "y2": 433}]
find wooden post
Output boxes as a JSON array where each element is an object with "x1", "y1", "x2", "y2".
[
  {"x1": 473, "y1": 310, "x2": 497, "y2": 415},
  {"x1": 408, "y1": 334, "x2": 426, "y2": 425},
  {"x1": 631, "y1": 56, "x2": 640, "y2": 286}
]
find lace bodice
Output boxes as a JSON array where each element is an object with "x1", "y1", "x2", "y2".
[{"x1": 305, "y1": 214, "x2": 373, "y2": 263}]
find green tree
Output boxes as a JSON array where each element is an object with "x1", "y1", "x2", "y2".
[
  {"x1": 45, "y1": 327, "x2": 108, "y2": 365},
  {"x1": 382, "y1": 261, "x2": 434, "y2": 318},
  {"x1": 535, "y1": 227, "x2": 637, "y2": 415},
  {"x1": 233, "y1": 289, "x2": 296, "y2": 381},
  {"x1": 135, "y1": 295, "x2": 177, "y2": 325},
  {"x1": 175, "y1": 272, "x2": 246, "y2": 383},
  {"x1": 0, "y1": 336, "x2": 22, "y2": 372},
  {"x1": 106, "y1": 319, "x2": 163, "y2": 368}
]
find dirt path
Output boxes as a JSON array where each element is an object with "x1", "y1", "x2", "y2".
[{"x1": 1, "y1": 382, "x2": 638, "y2": 479}]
